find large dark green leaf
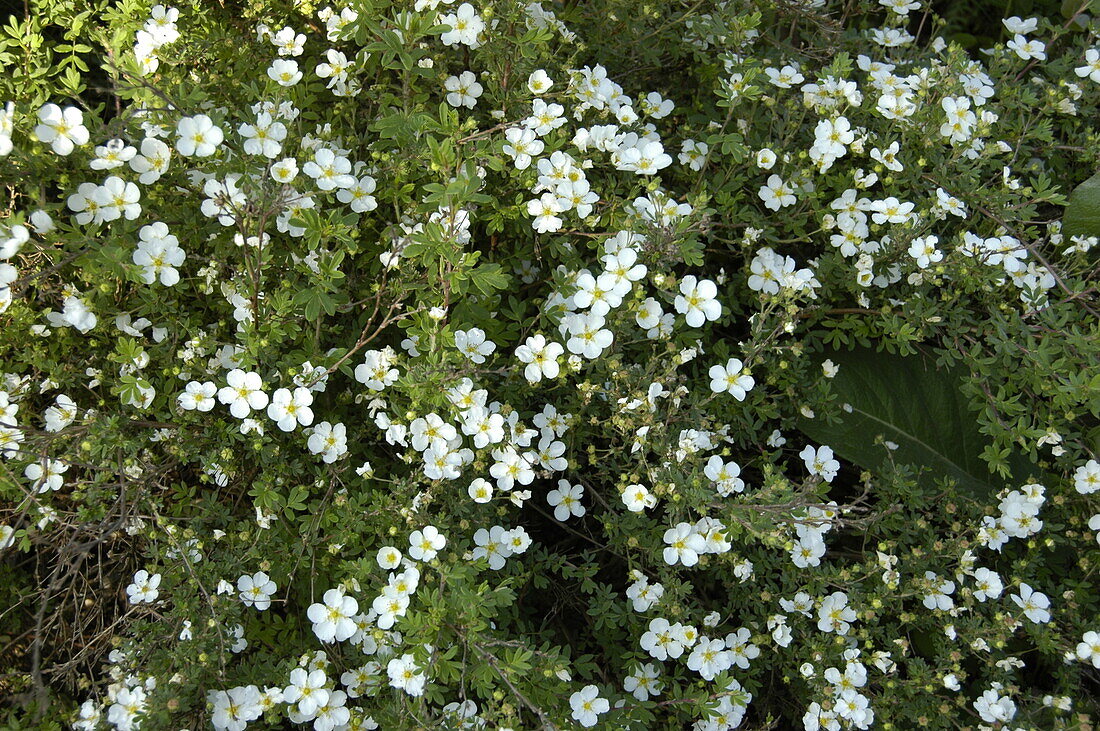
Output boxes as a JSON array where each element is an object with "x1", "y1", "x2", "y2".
[
  {"x1": 798, "y1": 348, "x2": 1030, "y2": 496},
  {"x1": 1063, "y1": 170, "x2": 1100, "y2": 238}
]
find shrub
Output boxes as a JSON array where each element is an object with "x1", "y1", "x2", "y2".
[{"x1": 1, "y1": 0, "x2": 1098, "y2": 729}]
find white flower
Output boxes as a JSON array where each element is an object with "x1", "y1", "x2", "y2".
[
  {"x1": 473, "y1": 525, "x2": 518, "y2": 569},
  {"x1": 1006, "y1": 34, "x2": 1046, "y2": 61},
  {"x1": 800, "y1": 444, "x2": 840, "y2": 482},
  {"x1": 34, "y1": 104, "x2": 89, "y2": 155},
  {"x1": 503, "y1": 126, "x2": 544, "y2": 170},
  {"x1": 674, "y1": 275, "x2": 722, "y2": 328},
  {"x1": 89, "y1": 138, "x2": 137, "y2": 170},
  {"x1": 374, "y1": 547, "x2": 401, "y2": 571},
  {"x1": 266, "y1": 387, "x2": 315, "y2": 431},
  {"x1": 527, "y1": 192, "x2": 563, "y2": 233},
  {"x1": 569, "y1": 685, "x2": 608, "y2": 728},
  {"x1": 468, "y1": 477, "x2": 493, "y2": 503},
  {"x1": 303, "y1": 148, "x2": 355, "y2": 191},
  {"x1": 663, "y1": 522, "x2": 705, "y2": 566},
  {"x1": 239, "y1": 112, "x2": 287, "y2": 158},
  {"x1": 708, "y1": 358, "x2": 754, "y2": 400},
  {"x1": 47, "y1": 294, "x2": 97, "y2": 333},
  {"x1": 1010, "y1": 582, "x2": 1051, "y2": 623},
  {"x1": 387, "y1": 654, "x2": 427, "y2": 696},
  {"x1": 337, "y1": 175, "x2": 378, "y2": 212},
  {"x1": 0, "y1": 102, "x2": 14, "y2": 156},
  {"x1": 44, "y1": 394, "x2": 78, "y2": 431},
  {"x1": 307, "y1": 588, "x2": 359, "y2": 642},
  {"x1": 408, "y1": 526, "x2": 446, "y2": 562},
  {"x1": 622, "y1": 483, "x2": 656, "y2": 512},
  {"x1": 527, "y1": 69, "x2": 553, "y2": 94},
  {"x1": 1075, "y1": 48, "x2": 1100, "y2": 83},
  {"x1": 817, "y1": 591, "x2": 856, "y2": 634},
  {"x1": 705, "y1": 455, "x2": 745, "y2": 496},
  {"x1": 623, "y1": 663, "x2": 662, "y2": 701},
  {"x1": 765, "y1": 64, "x2": 804, "y2": 88},
  {"x1": 687, "y1": 637, "x2": 733, "y2": 680},
  {"x1": 177, "y1": 381, "x2": 216, "y2": 412},
  {"x1": 308, "y1": 421, "x2": 348, "y2": 463},
  {"x1": 107, "y1": 687, "x2": 147, "y2": 730},
  {"x1": 974, "y1": 686, "x2": 1017, "y2": 724},
  {"x1": 444, "y1": 71, "x2": 483, "y2": 108},
  {"x1": 218, "y1": 369, "x2": 269, "y2": 419},
  {"x1": 272, "y1": 26, "x2": 306, "y2": 56},
  {"x1": 271, "y1": 157, "x2": 299, "y2": 183},
  {"x1": 315, "y1": 49, "x2": 352, "y2": 87},
  {"x1": 268, "y1": 58, "x2": 303, "y2": 86},
  {"x1": 1073, "y1": 459, "x2": 1100, "y2": 494},
  {"x1": 209, "y1": 686, "x2": 262, "y2": 730},
  {"x1": 25, "y1": 459, "x2": 68, "y2": 493},
  {"x1": 238, "y1": 571, "x2": 277, "y2": 610},
  {"x1": 175, "y1": 114, "x2": 224, "y2": 157},
  {"x1": 126, "y1": 569, "x2": 161, "y2": 604},
  {"x1": 564, "y1": 312, "x2": 613, "y2": 359},
  {"x1": 1076, "y1": 630, "x2": 1100, "y2": 668},
  {"x1": 971, "y1": 567, "x2": 1003, "y2": 602},
  {"x1": 129, "y1": 137, "x2": 171, "y2": 184},
  {"x1": 439, "y1": 3, "x2": 484, "y2": 48},
  {"x1": 524, "y1": 98, "x2": 566, "y2": 137},
  {"x1": 1002, "y1": 15, "x2": 1038, "y2": 34},
  {"x1": 133, "y1": 222, "x2": 184, "y2": 286},
  {"x1": 515, "y1": 334, "x2": 563, "y2": 383},
  {"x1": 454, "y1": 327, "x2": 496, "y2": 363},
  {"x1": 547, "y1": 480, "x2": 585, "y2": 521},
  {"x1": 94, "y1": 176, "x2": 142, "y2": 222},
  {"x1": 759, "y1": 174, "x2": 796, "y2": 210},
  {"x1": 284, "y1": 668, "x2": 329, "y2": 717}
]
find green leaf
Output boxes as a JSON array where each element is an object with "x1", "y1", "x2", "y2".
[
  {"x1": 469, "y1": 263, "x2": 510, "y2": 295},
  {"x1": 798, "y1": 348, "x2": 1032, "y2": 497},
  {"x1": 1063, "y1": 170, "x2": 1100, "y2": 238}
]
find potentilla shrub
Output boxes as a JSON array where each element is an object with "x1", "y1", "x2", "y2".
[{"x1": 0, "y1": 0, "x2": 1098, "y2": 729}]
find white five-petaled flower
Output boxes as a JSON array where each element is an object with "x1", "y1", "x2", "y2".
[
  {"x1": 1010, "y1": 582, "x2": 1051, "y2": 623},
  {"x1": 308, "y1": 421, "x2": 348, "y2": 463},
  {"x1": 708, "y1": 358, "x2": 755, "y2": 400},
  {"x1": 527, "y1": 192, "x2": 563, "y2": 233},
  {"x1": 177, "y1": 381, "x2": 216, "y2": 411},
  {"x1": 569, "y1": 685, "x2": 609, "y2": 728},
  {"x1": 663, "y1": 522, "x2": 706, "y2": 566},
  {"x1": 268, "y1": 58, "x2": 303, "y2": 86},
  {"x1": 284, "y1": 668, "x2": 329, "y2": 717},
  {"x1": 674, "y1": 275, "x2": 722, "y2": 328},
  {"x1": 132, "y1": 221, "x2": 184, "y2": 286},
  {"x1": 126, "y1": 569, "x2": 161, "y2": 604},
  {"x1": 439, "y1": 3, "x2": 484, "y2": 48},
  {"x1": 759, "y1": 174, "x2": 796, "y2": 210},
  {"x1": 34, "y1": 104, "x2": 89, "y2": 155},
  {"x1": 266, "y1": 386, "x2": 315, "y2": 431},
  {"x1": 1073, "y1": 459, "x2": 1100, "y2": 494},
  {"x1": 547, "y1": 480, "x2": 585, "y2": 521},
  {"x1": 564, "y1": 312, "x2": 613, "y2": 359},
  {"x1": 1076, "y1": 630, "x2": 1100, "y2": 668},
  {"x1": 408, "y1": 525, "x2": 446, "y2": 562},
  {"x1": 800, "y1": 444, "x2": 840, "y2": 482},
  {"x1": 218, "y1": 369, "x2": 269, "y2": 419},
  {"x1": 237, "y1": 571, "x2": 277, "y2": 610},
  {"x1": 307, "y1": 587, "x2": 359, "y2": 642},
  {"x1": 515, "y1": 334, "x2": 563, "y2": 383},
  {"x1": 454, "y1": 327, "x2": 496, "y2": 364},
  {"x1": 175, "y1": 114, "x2": 224, "y2": 157},
  {"x1": 444, "y1": 71, "x2": 483, "y2": 108}
]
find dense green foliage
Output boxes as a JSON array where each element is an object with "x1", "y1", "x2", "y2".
[{"x1": 0, "y1": 0, "x2": 1098, "y2": 729}]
